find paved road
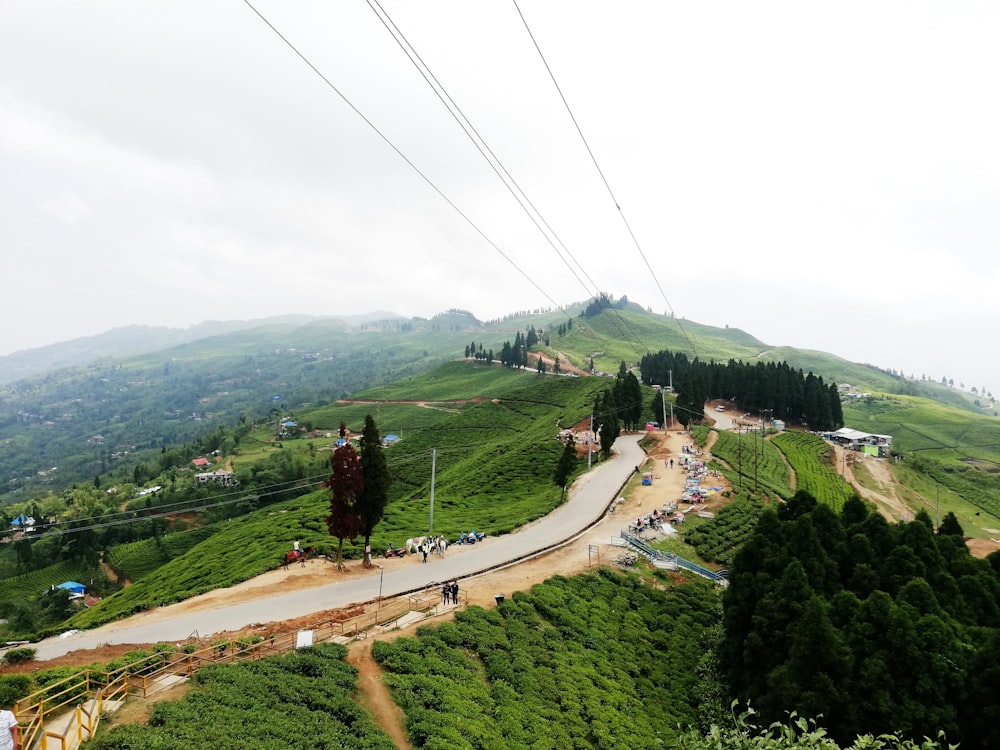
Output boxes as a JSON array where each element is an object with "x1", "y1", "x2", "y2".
[{"x1": 34, "y1": 435, "x2": 645, "y2": 660}]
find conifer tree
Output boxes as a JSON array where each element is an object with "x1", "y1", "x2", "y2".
[{"x1": 357, "y1": 415, "x2": 390, "y2": 568}]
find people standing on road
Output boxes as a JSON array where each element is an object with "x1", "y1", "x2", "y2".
[
  {"x1": 450, "y1": 580, "x2": 459, "y2": 605},
  {"x1": 442, "y1": 582, "x2": 450, "y2": 605},
  {"x1": 0, "y1": 700, "x2": 21, "y2": 750}
]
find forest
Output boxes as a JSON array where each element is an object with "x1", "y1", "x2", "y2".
[
  {"x1": 722, "y1": 491, "x2": 1000, "y2": 747},
  {"x1": 641, "y1": 349, "x2": 844, "y2": 431}
]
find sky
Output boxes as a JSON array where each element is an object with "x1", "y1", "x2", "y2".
[{"x1": 2, "y1": 2, "x2": 998, "y2": 394}]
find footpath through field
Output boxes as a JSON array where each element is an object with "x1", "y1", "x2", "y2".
[{"x1": 32, "y1": 435, "x2": 646, "y2": 661}]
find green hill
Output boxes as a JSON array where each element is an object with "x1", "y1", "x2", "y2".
[{"x1": 68, "y1": 367, "x2": 613, "y2": 628}]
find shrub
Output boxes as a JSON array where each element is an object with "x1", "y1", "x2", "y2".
[
  {"x1": 0, "y1": 675, "x2": 32, "y2": 707},
  {"x1": 3, "y1": 647, "x2": 36, "y2": 665}
]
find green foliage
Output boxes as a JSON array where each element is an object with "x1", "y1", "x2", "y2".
[
  {"x1": 69, "y1": 373, "x2": 608, "y2": 628},
  {"x1": 104, "y1": 526, "x2": 217, "y2": 582},
  {"x1": 843, "y1": 394, "x2": 1000, "y2": 465},
  {"x1": 0, "y1": 560, "x2": 101, "y2": 603},
  {"x1": 0, "y1": 674, "x2": 32, "y2": 707},
  {"x1": 722, "y1": 492, "x2": 1000, "y2": 747},
  {"x1": 686, "y1": 499, "x2": 767, "y2": 566},
  {"x1": 89, "y1": 643, "x2": 396, "y2": 750},
  {"x1": 2, "y1": 647, "x2": 36, "y2": 664},
  {"x1": 372, "y1": 571, "x2": 724, "y2": 748},
  {"x1": 772, "y1": 431, "x2": 848, "y2": 511},
  {"x1": 707, "y1": 430, "x2": 793, "y2": 500},
  {"x1": 676, "y1": 705, "x2": 955, "y2": 749}
]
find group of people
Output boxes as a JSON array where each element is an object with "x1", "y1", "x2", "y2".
[{"x1": 441, "y1": 579, "x2": 460, "y2": 605}]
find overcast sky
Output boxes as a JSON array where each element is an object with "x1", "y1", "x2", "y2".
[{"x1": 2, "y1": 2, "x2": 998, "y2": 394}]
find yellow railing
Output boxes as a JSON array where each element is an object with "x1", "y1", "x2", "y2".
[{"x1": 13, "y1": 584, "x2": 460, "y2": 748}]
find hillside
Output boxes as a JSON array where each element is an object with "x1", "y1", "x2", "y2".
[{"x1": 1, "y1": 301, "x2": 997, "y2": 509}]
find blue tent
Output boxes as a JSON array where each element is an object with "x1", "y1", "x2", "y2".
[
  {"x1": 10, "y1": 514, "x2": 34, "y2": 528},
  {"x1": 384, "y1": 434, "x2": 400, "y2": 443},
  {"x1": 57, "y1": 581, "x2": 86, "y2": 595}
]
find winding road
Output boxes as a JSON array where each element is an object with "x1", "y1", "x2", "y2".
[{"x1": 33, "y1": 435, "x2": 645, "y2": 660}]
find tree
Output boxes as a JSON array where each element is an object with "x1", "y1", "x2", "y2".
[
  {"x1": 357, "y1": 415, "x2": 391, "y2": 567},
  {"x1": 554, "y1": 435, "x2": 578, "y2": 498},
  {"x1": 675, "y1": 369, "x2": 707, "y2": 427},
  {"x1": 325, "y1": 444, "x2": 365, "y2": 570},
  {"x1": 598, "y1": 390, "x2": 620, "y2": 458}
]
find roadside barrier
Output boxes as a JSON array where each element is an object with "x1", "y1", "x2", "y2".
[
  {"x1": 619, "y1": 530, "x2": 728, "y2": 585},
  {"x1": 13, "y1": 580, "x2": 462, "y2": 750}
]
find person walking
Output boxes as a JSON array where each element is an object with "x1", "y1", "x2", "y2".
[
  {"x1": 422, "y1": 538, "x2": 430, "y2": 563},
  {"x1": 441, "y1": 581, "x2": 450, "y2": 605},
  {"x1": 0, "y1": 700, "x2": 21, "y2": 750}
]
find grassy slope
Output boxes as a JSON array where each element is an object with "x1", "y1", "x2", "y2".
[{"x1": 70, "y1": 366, "x2": 610, "y2": 628}]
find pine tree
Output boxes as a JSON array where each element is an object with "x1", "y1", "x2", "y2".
[
  {"x1": 554, "y1": 435, "x2": 578, "y2": 497},
  {"x1": 357, "y1": 415, "x2": 391, "y2": 568}
]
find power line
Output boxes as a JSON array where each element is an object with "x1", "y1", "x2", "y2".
[
  {"x1": 512, "y1": 0, "x2": 699, "y2": 361},
  {"x1": 363, "y1": 0, "x2": 649, "y2": 358},
  {"x1": 241, "y1": 0, "x2": 566, "y2": 315},
  {"x1": 245, "y1": 1, "x2": 650, "y2": 360},
  {"x1": 364, "y1": 0, "x2": 634, "y2": 344}
]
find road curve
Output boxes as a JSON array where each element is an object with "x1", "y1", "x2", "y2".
[{"x1": 34, "y1": 435, "x2": 645, "y2": 660}]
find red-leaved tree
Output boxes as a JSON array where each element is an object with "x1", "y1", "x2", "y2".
[{"x1": 326, "y1": 443, "x2": 365, "y2": 570}]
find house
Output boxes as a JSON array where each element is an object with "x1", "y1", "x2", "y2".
[
  {"x1": 827, "y1": 427, "x2": 893, "y2": 456},
  {"x1": 192, "y1": 457, "x2": 211, "y2": 468},
  {"x1": 196, "y1": 469, "x2": 239, "y2": 487},
  {"x1": 9, "y1": 514, "x2": 35, "y2": 531}
]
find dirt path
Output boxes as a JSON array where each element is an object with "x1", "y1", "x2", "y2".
[
  {"x1": 830, "y1": 443, "x2": 911, "y2": 521},
  {"x1": 348, "y1": 644, "x2": 412, "y2": 749}
]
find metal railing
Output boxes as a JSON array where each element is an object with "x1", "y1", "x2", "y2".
[
  {"x1": 619, "y1": 530, "x2": 728, "y2": 585},
  {"x1": 14, "y1": 581, "x2": 460, "y2": 750}
]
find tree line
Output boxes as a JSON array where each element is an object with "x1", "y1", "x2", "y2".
[
  {"x1": 641, "y1": 350, "x2": 844, "y2": 431},
  {"x1": 722, "y1": 491, "x2": 1000, "y2": 747}
]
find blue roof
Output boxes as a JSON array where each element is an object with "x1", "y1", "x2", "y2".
[
  {"x1": 384, "y1": 434, "x2": 400, "y2": 441},
  {"x1": 56, "y1": 581, "x2": 86, "y2": 593}
]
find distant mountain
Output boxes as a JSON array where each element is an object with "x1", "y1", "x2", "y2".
[{"x1": 0, "y1": 314, "x2": 405, "y2": 384}]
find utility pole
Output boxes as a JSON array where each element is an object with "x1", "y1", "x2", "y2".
[
  {"x1": 754, "y1": 422, "x2": 759, "y2": 492},
  {"x1": 737, "y1": 426, "x2": 743, "y2": 488},
  {"x1": 588, "y1": 413, "x2": 594, "y2": 469},
  {"x1": 428, "y1": 448, "x2": 436, "y2": 535}
]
